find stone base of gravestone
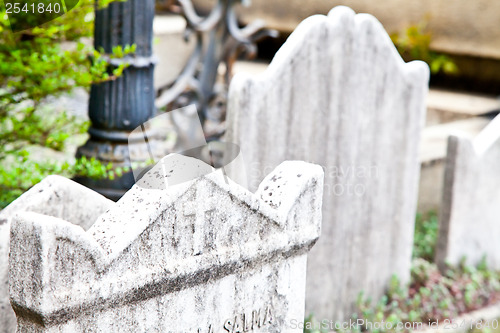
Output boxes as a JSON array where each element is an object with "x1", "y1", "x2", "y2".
[
  {"x1": 436, "y1": 115, "x2": 500, "y2": 271},
  {"x1": 0, "y1": 176, "x2": 114, "y2": 333},
  {"x1": 9, "y1": 158, "x2": 323, "y2": 332},
  {"x1": 226, "y1": 6, "x2": 429, "y2": 320}
]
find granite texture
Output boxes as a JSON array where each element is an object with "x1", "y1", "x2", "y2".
[
  {"x1": 9, "y1": 160, "x2": 323, "y2": 332},
  {"x1": 0, "y1": 176, "x2": 114, "y2": 333},
  {"x1": 225, "y1": 6, "x2": 429, "y2": 320},
  {"x1": 436, "y1": 114, "x2": 500, "y2": 270}
]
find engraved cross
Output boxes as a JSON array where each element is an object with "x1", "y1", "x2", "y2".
[{"x1": 183, "y1": 194, "x2": 216, "y2": 256}]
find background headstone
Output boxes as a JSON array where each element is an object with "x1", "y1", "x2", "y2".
[
  {"x1": 0, "y1": 176, "x2": 114, "y2": 333},
  {"x1": 9, "y1": 160, "x2": 323, "y2": 332},
  {"x1": 225, "y1": 6, "x2": 429, "y2": 320},
  {"x1": 436, "y1": 114, "x2": 500, "y2": 271}
]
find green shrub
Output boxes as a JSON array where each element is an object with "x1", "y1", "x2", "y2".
[
  {"x1": 413, "y1": 212, "x2": 439, "y2": 261},
  {"x1": 305, "y1": 211, "x2": 500, "y2": 333},
  {"x1": 328, "y1": 259, "x2": 500, "y2": 333},
  {"x1": 390, "y1": 19, "x2": 458, "y2": 75},
  {"x1": 0, "y1": 0, "x2": 134, "y2": 208}
]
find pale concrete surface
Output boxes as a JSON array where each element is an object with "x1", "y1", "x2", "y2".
[
  {"x1": 419, "y1": 117, "x2": 491, "y2": 164},
  {"x1": 153, "y1": 15, "x2": 195, "y2": 90},
  {"x1": 232, "y1": 60, "x2": 268, "y2": 76},
  {"x1": 426, "y1": 89, "x2": 500, "y2": 126}
]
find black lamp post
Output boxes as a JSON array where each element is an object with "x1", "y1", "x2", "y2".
[{"x1": 75, "y1": 0, "x2": 157, "y2": 200}]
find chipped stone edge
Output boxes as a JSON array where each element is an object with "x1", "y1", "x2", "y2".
[
  {"x1": 10, "y1": 161, "x2": 324, "y2": 326},
  {"x1": 88, "y1": 161, "x2": 323, "y2": 264}
]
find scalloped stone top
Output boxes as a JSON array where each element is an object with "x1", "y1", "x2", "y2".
[{"x1": 9, "y1": 159, "x2": 323, "y2": 332}]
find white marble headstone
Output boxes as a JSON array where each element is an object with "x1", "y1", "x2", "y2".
[
  {"x1": 9, "y1": 160, "x2": 323, "y2": 332},
  {"x1": 225, "y1": 6, "x2": 429, "y2": 319},
  {"x1": 436, "y1": 114, "x2": 500, "y2": 270},
  {"x1": 0, "y1": 176, "x2": 114, "y2": 333}
]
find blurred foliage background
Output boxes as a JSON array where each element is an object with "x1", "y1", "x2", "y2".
[
  {"x1": 390, "y1": 19, "x2": 458, "y2": 75},
  {"x1": 0, "y1": 0, "x2": 134, "y2": 208}
]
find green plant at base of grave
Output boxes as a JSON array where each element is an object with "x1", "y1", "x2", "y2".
[
  {"x1": 0, "y1": 0, "x2": 134, "y2": 208},
  {"x1": 413, "y1": 212, "x2": 439, "y2": 261},
  {"x1": 309, "y1": 258, "x2": 500, "y2": 333},
  {"x1": 390, "y1": 19, "x2": 458, "y2": 75},
  {"x1": 305, "y1": 212, "x2": 500, "y2": 333}
]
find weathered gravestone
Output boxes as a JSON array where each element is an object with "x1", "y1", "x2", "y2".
[
  {"x1": 9, "y1": 159, "x2": 323, "y2": 332},
  {"x1": 225, "y1": 6, "x2": 429, "y2": 320},
  {"x1": 436, "y1": 114, "x2": 500, "y2": 271},
  {"x1": 0, "y1": 176, "x2": 114, "y2": 333}
]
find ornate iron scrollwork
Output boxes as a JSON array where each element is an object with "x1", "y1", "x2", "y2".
[{"x1": 156, "y1": 0, "x2": 277, "y2": 139}]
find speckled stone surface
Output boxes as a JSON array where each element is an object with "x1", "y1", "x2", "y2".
[
  {"x1": 0, "y1": 176, "x2": 114, "y2": 333},
  {"x1": 226, "y1": 6, "x2": 429, "y2": 320},
  {"x1": 9, "y1": 160, "x2": 323, "y2": 332},
  {"x1": 436, "y1": 115, "x2": 500, "y2": 271}
]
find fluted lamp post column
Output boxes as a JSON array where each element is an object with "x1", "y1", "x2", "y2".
[{"x1": 76, "y1": 0, "x2": 156, "y2": 200}]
